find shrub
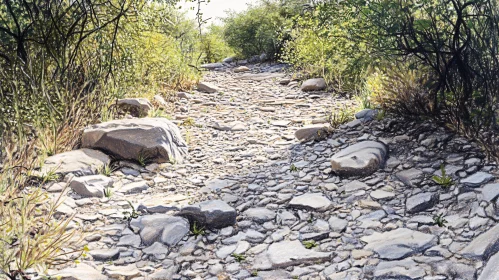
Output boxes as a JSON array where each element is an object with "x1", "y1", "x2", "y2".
[{"x1": 200, "y1": 24, "x2": 235, "y2": 63}]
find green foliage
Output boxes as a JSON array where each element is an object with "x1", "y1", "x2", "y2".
[
  {"x1": 232, "y1": 253, "x2": 246, "y2": 262},
  {"x1": 200, "y1": 24, "x2": 235, "y2": 63},
  {"x1": 432, "y1": 165, "x2": 454, "y2": 188},
  {"x1": 433, "y1": 213, "x2": 448, "y2": 227},
  {"x1": 122, "y1": 201, "x2": 140, "y2": 222},
  {"x1": 190, "y1": 222, "x2": 205, "y2": 237},
  {"x1": 328, "y1": 106, "x2": 354, "y2": 129},
  {"x1": 104, "y1": 187, "x2": 113, "y2": 198},
  {"x1": 98, "y1": 164, "x2": 117, "y2": 177},
  {"x1": 302, "y1": 240, "x2": 318, "y2": 249},
  {"x1": 137, "y1": 150, "x2": 152, "y2": 167},
  {"x1": 290, "y1": 164, "x2": 299, "y2": 172}
]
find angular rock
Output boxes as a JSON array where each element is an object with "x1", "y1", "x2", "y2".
[
  {"x1": 118, "y1": 181, "x2": 149, "y2": 194},
  {"x1": 41, "y1": 149, "x2": 110, "y2": 176},
  {"x1": 330, "y1": 141, "x2": 388, "y2": 177},
  {"x1": 104, "y1": 264, "x2": 141, "y2": 279},
  {"x1": 328, "y1": 217, "x2": 348, "y2": 232},
  {"x1": 406, "y1": 192, "x2": 438, "y2": 213},
  {"x1": 301, "y1": 78, "x2": 326, "y2": 91},
  {"x1": 461, "y1": 172, "x2": 495, "y2": 187},
  {"x1": 69, "y1": 175, "x2": 113, "y2": 198},
  {"x1": 396, "y1": 168, "x2": 424, "y2": 187},
  {"x1": 130, "y1": 214, "x2": 189, "y2": 246},
  {"x1": 361, "y1": 228, "x2": 437, "y2": 260},
  {"x1": 461, "y1": 223, "x2": 499, "y2": 260},
  {"x1": 288, "y1": 193, "x2": 332, "y2": 212},
  {"x1": 482, "y1": 183, "x2": 499, "y2": 202},
  {"x1": 117, "y1": 98, "x2": 152, "y2": 117},
  {"x1": 295, "y1": 125, "x2": 329, "y2": 142},
  {"x1": 197, "y1": 81, "x2": 220, "y2": 93},
  {"x1": 178, "y1": 200, "x2": 236, "y2": 229},
  {"x1": 344, "y1": 180, "x2": 369, "y2": 193},
  {"x1": 370, "y1": 189, "x2": 396, "y2": 200},
  {"x1": 374, "y1": 259, "x2": 426, "y2": 279},
  {"x1": 355, "y1": 109, "x2": 377, "y2": 121},
  {"x1": 89, "y1": 248, "x2": 120, "y2": 261},
  {"x1": 244, "y1": 208, "x2": 276, "y2": 223},
  {"x1": 211, "y1": 121, "x2": 247, "y2": 131},
  {"x1": 255, "y1": 240, "x2": 330, "y2": 269},
  {"x1": 478, "y1": 251, "x2": 499, "y2": 280},
  {"x1": 81, "y1": 118, "x2": 187, "y2": 164}
]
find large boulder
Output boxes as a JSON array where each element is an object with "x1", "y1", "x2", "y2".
[
  {"x1": 81, "y1": 118, "x2": 187, "y2": 164},
  {"x1": 117, "y1": 98, "x2": 152, "y2": 117},
  {"x1": 178, "y1": 200, "x2": 236, "y2": 229},
  {"x1": 330, "y1": 141, "x2": 388, "y2": 177},
  {"x1": 41, "y1": 149, "x2": 110, "y2": 176},
  {"x1": 301, "y1": 78, "x2": 326, "y2": 91}
]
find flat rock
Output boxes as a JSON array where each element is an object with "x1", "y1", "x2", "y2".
[
  {"x1": 461, "y1": 172, "x2": 495, "y2": 187},
  {"x1": 374, "y1": 259, "x2": 426, "y2": 279},
  {"x1": 89, "y1": 248, "x2": 120, "y2": 261},
  {"x1": 211, "y1": 121, "x2": 247, "y2": 131},
  {"x1": 482, "y1": 183, "x2": 499, "y2": 202},
  {"x1": 118, "y1": 181, "x2": 149, "y2": 194},
  {"x1": 406, "y1": 192, "x2": 438, "y2": 213},
  {"x1": 255, "y1": 240, "x2": 330, "y2": 269},
  {"x1": 295, "y1": 125, "x2": 329, "y2": 142},
  {"x1": 244, "y1": 208, "x2": 276, "y2": 223},
  {"x1": 330, "y1": 141, "x2": 388, "y2": 177},
  {"x1": 478, "y1": 251, "x2": 499, "y2": 280},
  {"x1": 52, "y1": 263, "x2": 107, "y2": 280},
  {"x1": 461, "y1": 223, "x2": 499, "y2": 260},
  {"x1": 104, "y1": 264, "x2": 141, "y2": 279},
  {"x1": 301, "y1": 78, "x2": 326, "y2": 91},
  {"x1": 396, "y1": 168, "x2": 424, "y2": 187},
  {"x1": 69, "y1": 175, "x2": 113, "y2": 198},
  {"x1": 40, "y1": 149, "x2": 110, "y2": 176},
  {"x1": 81, "y1": 118, "x2": 188, "y2": 163},
  {"x1": 178, "y1": 200, "x2": 236, "y2": 229},
  {"x1": 370, "y1": 189, "x2": 396, "y2": 200},
  {"x1": 288, "y1": 193, "x2": 332, "y2": 212},
  {"x1": 234, "y1": 66, "x2": 250, "y2": 73},
  {"x1": 234, "y1": 73, "x2": 285, "y2": 81},
  {"x1": 197, "y1": 81, "x2": 220, "y2": 93},
  {"x1": 361, "y1": 228, "x2": 437, "y2": 260},
  {"x1": 201, "y1": 63, "x2": 224, "y2": 70}
]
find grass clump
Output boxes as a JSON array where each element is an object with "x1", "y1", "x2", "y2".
[
  {"x1": 432, "y1": 165, "x2": 454, "y2": 188},
  {"x1": 302, "y1": 240, "x2": 318, "y2": 249},
  {"x1": 232, "y1": 253, "x2": 246, "y2": 262},
  {"x1": 433, "y1": 214, "x2": 448, "y2": 228},
  {"x1": 190, "y1": 222, "x2": 206, "y2": 237}
]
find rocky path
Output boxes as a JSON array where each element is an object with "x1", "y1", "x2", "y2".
[{"x1": 46, "y1": 63, "x2": 499, "y2": 280}]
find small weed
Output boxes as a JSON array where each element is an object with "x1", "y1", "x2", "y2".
[
  {"x1": 432, "y1": 165, "x2": 453, "y2": 188},
  {"x1": 302, "y1": 240, "x2": 317, "y2": 249},
  {"x1": 137, "y1": 150, "x2": 151, "y2": 167},
  {"x1": 290, "y1": 164, "x2": 299, "y2": 172},
  {"x1": 251, "y1": 270, "x2": 258, "y2": 276},
  {"x1": 376, "y1": 110, "x2": 386, "y2": 121},
  {"x1": 38, "y1": 167, "x2": 60, "y2": 184},
  {"x1": 182, "y1": 117, "x2": 196, "y2": 127},
  {"x1": 232, "y1": 253, "x2": 246, "y2": 262},
  {"x1": 98, "y1": 163, "x2": 117, "y2": 177},
  {"x1": 307, "y1": 213, "x2": 315, "y2": 224},
  {"x1": 123, "y1": 201, "x2": 139, "y2": 222},
  {"x1": 149, "y1": 107, "x2": 171, "y2": 119},
  {"x1": 104, "y1": 187, "x2": 113, "y2": 198},
  {"x1": 185, "y1": 130, "x2": 192, "y2": 145},
  {"x1": 328, "y1": 106, "x2": 353, "y2": 128},
  {"x1": 433, "y1": 213, "x2": 448, "y2": 227},
  {"x1": 190, "y1": 221, "x2": 205, "y2": 237}
]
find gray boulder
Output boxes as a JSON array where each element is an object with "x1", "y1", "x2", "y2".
[
  {"x1": 330, "y1": 141, "x2": 388, "y2": 177},
  {"x1": 117, "y1": 98, "x2": 152, "y2": 117},
  {"x1": 81, "y1": 118, "x2": 187, "y2": 164},
  {"x1": 178, "y1": 200, "x2": 236, "y2": 229},
  {"x1": 69, "y1": 175, "x2": 113, "y2": 198},
  {"x1": 301, "y1": 78, "x2": 326, "y2": 91},
  {"x1": 41, "y1": 149, "x2": 110, "y2": 176}
]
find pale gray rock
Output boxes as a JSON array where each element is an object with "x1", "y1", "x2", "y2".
[
  {"x1": 374, "y1": 259, "x2": 426, "y2": 279},
  {"x1": 478, "y1": 251, "x2": 499, "y2": 280},
  {"x1": 41, "y1": 149, "x2": 110, "y2": 176},
  {"x1": 143, "y1": 242, "x2": 169, "y2": 259},
  {"x1": 370, "y1": 189, "x2": 395, "y2": 200},
  {"x1": 89, "y1": 248, "x2": 120, "y2": 261},
  {"x1": 301, "y1": 78, "x2": 326, "y2": 91},
  {"x1": 197, "y1": 81, "x2": 220, "y2": 93},
  {"x1": 118, "y1": 181, "x2": 149, "y2": 194},
  {"x1": 461, "y1": 223, "x2": 499, "y2": 260},
  {"x1": 81, "y1": 118, "x2": 188, "y2": 163},
  {"x1": 244, "y1": 208, "x2": 276, "y2": 223},
  {"x1": 461, "y1": 172, "x2": 495, "y2": 187},
  {"x1": 149, "y1": 267, "x2": 177, "y2": 280},
  {"x1": 396, "y1": 168, "x2": 424, "y2": 187},
  {"x1": 328, "y1": 217, "x2": 348, "y2": 232},
  {"x1": 234, "y1": 66, "x2": 250, "y2": 73},
  {"x1": 211, "y1": 121, "x2": 247, "y2": 131},
  {"x1": 344, "y1": 180, "x2": 369, "y2": 193},
  {"x1": 288, "y1": 193, "x2": 332, "y2": 212},
  {"x1": 482, "y1": 183, "x2": 499, "y2": 202},
  {"x1": 201, "y1": 63, "x2": 224, "y2": 70},
  {"x1": 104, "y1": 264, "x2": 141, "y2": 279},
  {"x1": 69, "y1": 175, "x2": 113, "y2": 198},
  {"x1": 406, "y1": 192, "x2": 438, "y2": 213},
  {"x1": 117, "y1": 98, "x2": 152, "y2": 117},
  {"x1": 255, "y1": 240, "x2": 330, "y2": 269},
  {"x1": 361, "y1": 228, "x2": 437, "y2": 260},
  {"x1": 330, "y1": 141, "x2": 388, "y2": 176},
  {"x1": 130, "y1": 214, "x2": 189, "y2": 246},
  {"x1": 178, "y1": 200, "x2": 237, "y2": 229},
  {"x1": 52, "y1": 263, "x2": 107, "y2": 280},
  {"x1": 234, "y1": 73, "x2": 285, "y2": 81}
]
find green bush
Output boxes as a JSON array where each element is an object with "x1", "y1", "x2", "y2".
[{"x1": 200, "y1": 24, "x2": 235, "y2": 63}]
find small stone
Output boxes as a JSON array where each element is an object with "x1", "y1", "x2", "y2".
[
  {"x1": 461, "y1": 172, "x2": 495, "y2": 187},
  {"x1": 288, "y1": 193, "x2": 332, "y2": 212},
  {"x1": 197, "y1": 81, "x2": 220, "y2": 93},
  {"x1": 301, "y1": 78, "x2": 326, "y2": 91},
  {"x1": 482, "y1": 183, "x2": 499, "y2": 201},
  {"x1": 178, "y1": 200, "x2": 237, "y2": 229},
  {"x1": 406, "y1": 192, "x2": 438, "y2": 213},
  {"x1": 69, "y1": 175, "x2": 113, "y2": 198},
  {"x1": 244, "y1": 208, "x2": 276, "y2": 223}
]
